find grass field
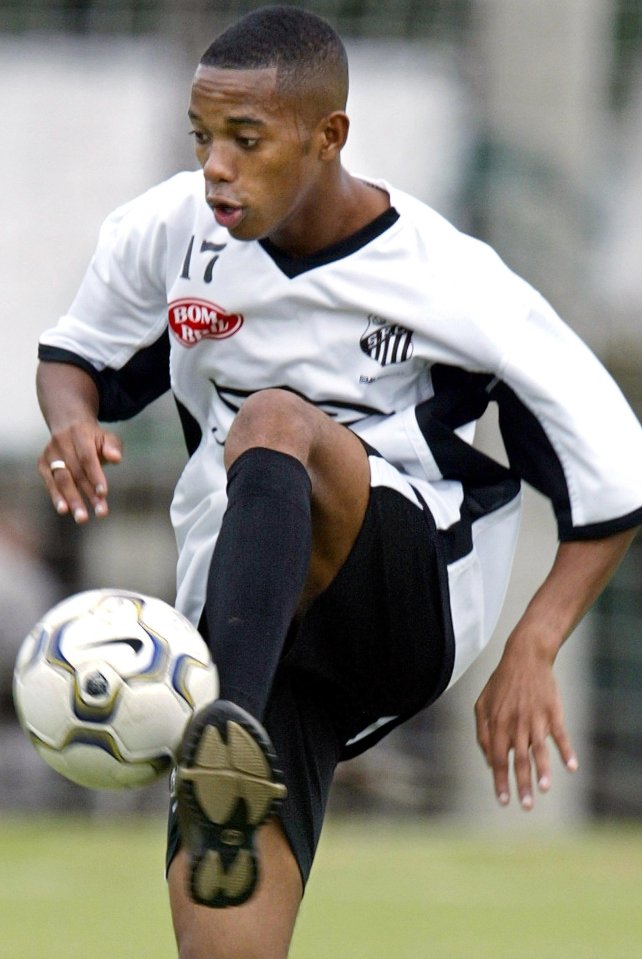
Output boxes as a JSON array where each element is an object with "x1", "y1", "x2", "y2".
[{"x1": 0, "y1": 816, "x2": 640, "y2": 958}]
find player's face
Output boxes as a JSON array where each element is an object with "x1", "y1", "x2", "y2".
[{"x1": 189, "y1": 66, "x2": 328, "y2": 250}]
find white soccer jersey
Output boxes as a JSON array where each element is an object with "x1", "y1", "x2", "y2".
[{"x1": 40, "y1": 170, "x2": 642, "y2": 690}]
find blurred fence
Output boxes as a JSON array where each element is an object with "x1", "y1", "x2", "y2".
[
  {"x1": 0, "y1": 0, "x2": 640, "y2": 821},
  {"x1": 0, "y1": 0, "x2": 473, "y2": 38}
]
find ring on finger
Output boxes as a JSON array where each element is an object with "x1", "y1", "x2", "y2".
[{"x1": 49, "y1": 460, "x2": 67, "y2": 472}]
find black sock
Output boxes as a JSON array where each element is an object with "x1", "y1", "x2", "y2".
[{"x1": 203, "y1": 446, "x2": 312, "y2": 721}]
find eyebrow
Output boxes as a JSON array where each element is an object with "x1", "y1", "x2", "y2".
[
  {"x1": 188, "y1": 110, "x2": 266, "y2": 128},
  {"x1": 227, "y1": 116, "x2": 267, "y2": 128}
]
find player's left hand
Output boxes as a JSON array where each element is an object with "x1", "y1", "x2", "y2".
[
  {"x1": 474, "y1": 641, "x2": 578, "y2": 810},
  {"x1": 37, "y1": 421, "x2": 122, "y2": 524}
]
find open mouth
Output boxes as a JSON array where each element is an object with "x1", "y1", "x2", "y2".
[{"x1": 210, "y1": 201, "x2": 244, "y2": 230}]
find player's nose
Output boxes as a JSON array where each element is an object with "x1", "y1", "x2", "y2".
[{"x1": 202, "y1": 143, "x2": 235, "y2": 184}]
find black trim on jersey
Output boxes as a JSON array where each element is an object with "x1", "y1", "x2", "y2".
[
  {"x1": 209, "y1": 378, "x2": 388, "y2": 424},
  {"x1": 559, "y1": 506, "x2": 642, "y2": 541},
  {"x1": 366, "y1": 393, "x2": 521, "y2": 569},
  {"x1": 175, "y1": 399, "x2": 203, "y2": 457},
  {"x1": 259, "y1": 207, "x2": 401, "y2": 279},
  {"x1": 372, "y1": 421, "x2": 518, "y2": 569},
  {"x1": 495, "y1": 382, "x2": 642, "y2": 539},
  {"x1": 414, "y1": 365, "x2": 521, "y2": 566},
  {"x1": 414, "y1": 363, "x2": 642, "y2": 544},
  {"x1": 38, "y1": 345, "x2": 102, "y2": 388},
  {"x1": 39, "y1": 335, "x2": 171, "y2": 422},
  {"x1": 426, "y1": 365, "x2": 497, "y2": 429},
  {"x1": 39, "y1": 341, "x2": 208, "y2": 459},
  {"x1": 493, "y1": 381, "x2": 573, "y2": 533}
]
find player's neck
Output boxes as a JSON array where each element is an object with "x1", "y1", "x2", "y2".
[{"x1": 267, "y1": 168, "x2": 390, "y2": 258}]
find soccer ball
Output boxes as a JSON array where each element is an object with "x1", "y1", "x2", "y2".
[{"x1": 13, "y1": 588, "x2": 218, "y2": 790}]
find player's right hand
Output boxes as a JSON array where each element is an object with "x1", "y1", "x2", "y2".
[{"x1": 37, "y1": 421, "x2": 123, "y2": 524}]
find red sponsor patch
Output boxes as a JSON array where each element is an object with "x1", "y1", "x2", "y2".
[{"x1": 168, "y1": 298, "x2": 243, "y2": 346}]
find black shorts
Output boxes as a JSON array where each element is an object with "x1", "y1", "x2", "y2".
[{"x1": 166, "y1": 465, "x2": 454, "y2": 887}]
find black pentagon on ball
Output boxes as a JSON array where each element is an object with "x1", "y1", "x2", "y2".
[{"x1": 84, "y1": 671, "x2": 110, "y2": 697}]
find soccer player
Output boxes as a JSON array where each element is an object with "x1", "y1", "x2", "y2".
[{"x1": 35, "y1": 6, "x2": 642, "y2": 958}]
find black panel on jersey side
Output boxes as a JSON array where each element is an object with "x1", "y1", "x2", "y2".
[
  {"x1": 428, "y1": 365, "x2": 496, "y2": 428},
  {"x1": 414, "y1": 365, "x2": 517, "y2": 493},
  {"x1": 493, "y1": 381, "x2": 572, "y2": 534},
  {"x1": 175, "y1": 399, "x2": 203, "y2": 457},
  {"x1": 39, "y1": 332, "x2": 171, "y2": 421}
]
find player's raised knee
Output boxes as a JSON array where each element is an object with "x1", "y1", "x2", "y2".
[
  {"x1": 235, "y1": 387, "x2": 314, "y2": 424},
  {"x1": 225, "y1": 389, "x2": 320, "y2": 468}
]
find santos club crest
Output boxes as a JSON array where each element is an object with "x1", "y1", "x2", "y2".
[
  {"x1": 168, "y1": 298, "x2": 244, "y2": 347},
  {"x1": 360, "y1": 315, "x2": 414, "y2": 366}
]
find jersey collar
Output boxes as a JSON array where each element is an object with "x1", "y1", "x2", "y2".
[{"x1": 258, "y1": 206, "x2": 400, "y2": 279}]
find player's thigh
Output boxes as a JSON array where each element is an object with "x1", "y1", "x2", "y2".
[
  {"x1": 168, "y1": 818, "x2": 302, "y2": 959},
  {"x1": 302, "y1": 411, "x2": 372, "y2": 602},
  {"x1": 227, "y1": 388, "x2": 371, "y2": 602}
]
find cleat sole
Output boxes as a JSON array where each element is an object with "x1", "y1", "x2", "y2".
[{"x1": 176, "y1": 701, "x2": 286, "y2": 908}]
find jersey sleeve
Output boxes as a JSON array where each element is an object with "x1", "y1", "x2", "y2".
[
  {"x1": 38, "y1": 336, "x2": 170, "y2": 422},
  {"x1": 492, "y1": 289, "x2": 642, "y2": 539},
  {"x1": 38, "y1": 181, "x2": 174, "y2": 420}
]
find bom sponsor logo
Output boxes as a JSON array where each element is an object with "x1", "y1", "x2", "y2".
[{"x1": 168, "y1": 298, "x2": 244, "y2": 346}]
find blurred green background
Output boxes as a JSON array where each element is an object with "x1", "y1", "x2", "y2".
[{"x1": 1, "y1": 817, "x2": 640, "y2": 959}]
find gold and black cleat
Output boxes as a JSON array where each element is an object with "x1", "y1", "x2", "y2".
[{"x1": 176, "y1": 700, "x2": 287, "y2": 908}]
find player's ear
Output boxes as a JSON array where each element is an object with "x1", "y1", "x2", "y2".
[{"x1": 317, "y1": 111, "x2": 349, "y2": 160}]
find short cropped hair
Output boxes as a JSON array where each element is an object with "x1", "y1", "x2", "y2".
[{"x1": 200, "y1": 5, "x2": 349, "y2": 114}]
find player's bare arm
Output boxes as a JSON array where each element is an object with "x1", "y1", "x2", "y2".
[
  {"x1": 36, "y1": 361, "x2": 122, "y2": 523},
  {"x1": 475, "y1": 526, "x2": 639, "y2": 810}
]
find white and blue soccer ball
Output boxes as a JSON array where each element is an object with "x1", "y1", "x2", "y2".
[{"x1": 13, "y1": 589, "x2": 218, "y2": 790}]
